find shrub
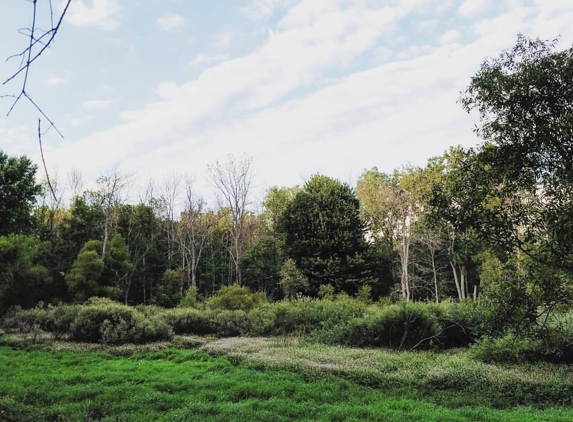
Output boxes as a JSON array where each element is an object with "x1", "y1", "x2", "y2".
[
  {"x1": 337, "y1": 302, "x2": 441, "y2": 350},
  {"x1": 356, "y1": 285, "x2": 372, "y2": 305},
  {"x1": 245, "y1": 304, "x2": 276, "y2": 336},
  {"x1": 272, "y1": 297, "x2": 366, "y2": 336},
  {"x1": 471, "y1": 312, "x2": 573, "y2": 363},
  {"x1": 160, "y1": 308, "x2": 218, "y2": 335},
  {"x1": 1, "y1": 305, "x2": 51, "y2": 334},
  {"x1": 437, "y1": 300, "x2": 491, "y2": 348},
  {"x1": 207, "y1": 285, "x2": 266, "y2": 312},
  {"x1": 179, "y1": 287, "x2": 199, "y2": 308},
  {"x1": 49, "y1": 304, "x2": 80, "y2": 339},
  {"x1": 70, "y1": 298, "x2": 172, "y2": 344},
  {"x1": 471, "y1": 332, "x2": 543, "y2": 363},
  {"x1": 214, "y1": 310, "x2": 250, "y2": 337}
]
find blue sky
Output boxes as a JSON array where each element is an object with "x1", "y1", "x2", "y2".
[{"x1": 1, "y1": 0, "x2": 573, "y2": 203}]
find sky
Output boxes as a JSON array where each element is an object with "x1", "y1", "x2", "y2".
[{"x1": 1, "y1": 0, "x2": 573, "y2": 204}]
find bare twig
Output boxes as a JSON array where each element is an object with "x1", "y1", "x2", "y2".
[
  {"x1": 38, "y1": 119, "x2": 57, "y2": 202},
  {"x1": 3, "y1": 0, "x2": 72, "y2": 138}
]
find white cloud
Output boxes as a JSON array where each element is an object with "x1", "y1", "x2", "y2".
[
  {"x1": 240, "y1": 0, "x2": 297, "y2": 21},
  {"x1": 192, "y1": 54, "x2": 230, "y2": 67},
  {"x1": 66, "y1": 0, "x2": 122, "y2": 31},
  {"x1": 373, "y1": 46, "x2": 393, "y2": 63},
  {"x1": 416, "y1": 19, "x2": 438, "y2": 35},
  {"x1": 458, "y1": 0, "x2": 492, "y2": 18},
  {"x1": 43, "y1": 0, "x2": 573, "y2": 197},
  {"x1": 82, "y1": 100, "x2": 113, "y2": 110},
  {"x1": 156, "y1": 12, "x2": 185, "y2": 32},
  {"x1": 70, "y1": 116, "x2": 94, "y2": 127},
  {"x1": 440, "y1": 29, "x2": 460, "y2": 44},
  {"x1": 214, "y1": 31, "x2": 234, "y2": 50},
  {"x1": 46, "y1": 76, "x2": 67, "y2": 86}
]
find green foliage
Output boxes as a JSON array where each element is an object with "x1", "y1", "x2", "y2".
[
  {"x1": 207, "y1": 285, "x2": 266, "y2": 311},
  {"x1": 476, "y1": 250, "x2": 504, "y2": 295},
  {"x1": 154, "y1": 269, "x2": 184, "y2": 308},
  {"x1": 261, "y1": 185, "x2": 299, "y2": 231},
  {"x1": 104, "y1": 233, "x2": 133, "y2": 301},
  {"x1": 0, "y1": 235, "x2": 51, "y2": 314},
  {"x1": 445, "y1": 36, "x2": 573, "y2": 321},
  {"x1": 65, "y1": 240, "x2": 105, "y2": 302},
  {"x1": 1, "y1": 304, "x2": 51, "y2": 334},
  {"x1": 317, "y1": 284, "x2": 335, "y2": 300},
  {"x1": 213, "y1": 310, "x2": 251, "y2": 337},
  {"x1": 356, "y1": 285, "x2": 372, "y2": 305},
  {"x1": 70, "y1": 298, "x2": 172, "y2": 344},
  {"x1": 48, "y1": 303, "x2": 80, "y2": 339},
  {"x1": 179, "y1": 286, "x2": 199, "y2": 308},
  {"x1": 271, "y1": 297, "x2": 367, "y2": 336},
  {"x1": 241, "y1": 235, "x2": 283, "y2": 298},
  {"x1": 471, "y1": 333, "x2": 545, "y2": 364},
  {"x1": 0, "y1": 151, "x2": 42, "y2": 236},
  {"x1": 434, "y1": 300, "x2": 491, "y2": 348},
  {"x1": 277, "y1": 174, "x2": 375, "y2": 295},
  {"x1": 279, "y1": 258, "x2": 309, "y2": 300},
  {"x1": 471, "y1": 310, "x2": 573, "y2": 364},
  {"x1": 161, "y1": 308, "x2": 218, "y2": 335},
  {"x1": 330, "y1": 303, "x2": 441, "y2": 350}
]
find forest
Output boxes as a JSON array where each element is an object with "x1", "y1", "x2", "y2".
[{"x1": 1, "y1": 35, "x2": 573, "y2": 421}]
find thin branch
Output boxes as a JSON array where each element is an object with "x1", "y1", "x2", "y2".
[
  {"x1": 3, "y1": 0, "x2": 72, "y2": 87},
  {"x1": 38, "y1": 119, "x2": 57, "y2": 203},
  {"x1": 3, "y1": 0, "x2": 72, "y2": 137}
]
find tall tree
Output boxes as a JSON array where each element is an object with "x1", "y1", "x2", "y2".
[
  {"x1": 105, "y1": 233, "x2": 133, "y2": 304},
  {"x1": 65, "y1": 240, "x2": 105, "y2": 303},
  {"x1": 277, "y1": 174, "x2": 375, "y2": 295},
  {"x1": 208, "y1": 155, "x2": 253, "y2": 286},
  {"x1": 427, "y1": 147, "x2": 482, "y2": 301},
  {"x1": 458, "y1": 36, "x2": 573, "y2": 272},
  {"x1": 357, "y1": 167, "x2": 429, "y2": 301},
  {"x1": 0, "y1": 151, "x2": 42, "y2": 236},
  {"x1": 178, "y1": 179, "x2": 213, "y2": 290},
  {"x1": 87, "y1": 166, "x2": 131, "y2": 258}
]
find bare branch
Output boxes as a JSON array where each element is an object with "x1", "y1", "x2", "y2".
[
  {"x1": 3, "y1": 0, "x2": 72, "y2": 136},
  {"x1": 38, "y1": 118, "x2": 57, "y2": 202}
]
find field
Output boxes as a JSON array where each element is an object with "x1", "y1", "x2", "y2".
[{"x1": 2, "y1": 335, "x2": 573, "y2": 421}]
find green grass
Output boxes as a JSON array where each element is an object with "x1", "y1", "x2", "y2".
[
  {"x1": 2, "y1": 342, "x2": 573, "y2": 421},
  {"x1": 203, "y1": 337, "x2": 573, "y2": 408}
]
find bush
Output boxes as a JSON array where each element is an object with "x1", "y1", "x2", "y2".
[
  {"x1": 160, "y1": 308, "x2": 218, "y2": 335},
  {"x1": 336, "y1": 302, "x2": 441, "y2": 350},
  {"x1": 1, "y1": 305, "x2": 51, "y2": 334},
  {"x1": 214, "y1": 310, "x2": 250, "y2": 337},
  {"x1": 434, "y1": 300, "x2": 491, "y2": 348},
  {"x1": 471, "y1": 332, "x2": 543, "y2": 363},
  {"x1": 245, "y1": 304, "x2": 276, "y2": 336},
  {"x1": 271, "y1": 297, "x2": 366, "y2": 336},
  {"x1": 179, "y1": 287, "x2": 199, "y2": 308},
  {"x1": 48, "y1": 304, "x2": 80, "y2": 339},
  {"x1": 70, "y1": 298, "x2": 172, "y2": 344},
  {"x1": 471, "y1": 312, "x2": 573, "y2": 363},
  {"x1": 207, "y1": 285, "x2": 266, "y2": 311}
]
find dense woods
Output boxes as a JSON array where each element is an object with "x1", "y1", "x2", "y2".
[{"x1": 2, "y1": 36, "x2": 573, "y2": 364}]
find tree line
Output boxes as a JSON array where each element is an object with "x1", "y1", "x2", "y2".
[{"x1": 1, "y1": 36, "x2": 572, "y2": 338}]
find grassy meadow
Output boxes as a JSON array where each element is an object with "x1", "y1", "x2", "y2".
[{"x1": 2, "y1": 335, "x2": 573, "y2": 422}]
